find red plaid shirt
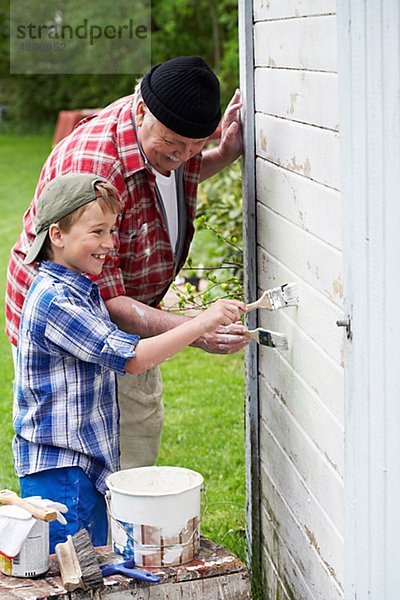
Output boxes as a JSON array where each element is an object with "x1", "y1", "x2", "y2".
[{"x1": 6, "y1": 94, "x2": 202, "y2": 346}]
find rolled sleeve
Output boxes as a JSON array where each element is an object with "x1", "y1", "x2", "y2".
[
  {"x1": 44, "y1": 297, "x2": 139, "y2": 375},
  {"x1": 100, "y1": 328, "x2": 139, "y2": 374}
]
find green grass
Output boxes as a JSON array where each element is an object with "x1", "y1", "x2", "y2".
[
  {"x1": 158, "y1": 348, "x2": 246, "y2": 559},
  {"x1": 0, "y1": 133, "x2": 53, "y2": 490},
  {"x1": 0, "y1": 132, "x2": 246, "y2": 561}
]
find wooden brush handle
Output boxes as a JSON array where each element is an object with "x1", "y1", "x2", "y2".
[
  {"x1": 0, "y1": 490, "x2": 58, "y2": 522},
  {"x1": 55, "y1": 537, "x2": 84, "y2": 591},
  {"x1": 244, "y1": 299, "x2": 260, "y2": 313},
  {"x1": 245, "y1": 328, "x2": 258, "y2": 341},
  {"x1": 245, "y1": 291, "x2": 272, "y2": 312}
]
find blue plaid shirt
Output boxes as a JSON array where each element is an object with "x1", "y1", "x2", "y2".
[{"x1": 13, "y1": 262, "x2": 140, "y2": 493}]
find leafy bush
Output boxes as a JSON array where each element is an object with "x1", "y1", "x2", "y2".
[{"x1": 171, "y1": 159, "x2": 243, "y2": 309}]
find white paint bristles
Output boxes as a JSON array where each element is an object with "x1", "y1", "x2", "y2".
[{"x1": 246, "y1": 282, "x2": 299, "y2": 312}]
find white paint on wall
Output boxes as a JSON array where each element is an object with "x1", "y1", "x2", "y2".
[
  {"x1": 260, "y1": 378, "x2": 343, "y2": 532},
  {"x1": 259, "y1": 312, "x2": 343, "y2": 424},
  {"x1": 259, "y1": 344, "x2": 344, "y2": 474},
  {"x1": 254, "y1": 0, "x2": 336, "y2": 21},
  {"x1": 256, "y1": 159, "x2": 342, "y2": 250},
  {"x1": 256, "y1": 113, "x2": 340, "y2": 189},
  {"x1": 258, "y1": 249, "x2": 344, "y2": 366},
  {"x1": 255, "y1": 68, "x2": 339, "y2": 131},
  {"x1": 260, "y1": 467, "x2": 343, "y2": 600},
  {"x1": 259, "y1": 419, "x2": 344, "y2": 590},
  {"x1": 254, "y1": 15, "x2": 337, "y2": 71},
  {"x1": 245, "y1": 3, "x2": 344, "y2": 598},
  {"x1": 258, "y1": 205, "x2": 343, "y2": 307}
]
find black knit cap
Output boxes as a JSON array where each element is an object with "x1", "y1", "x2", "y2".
[{"x1": 141, "y1": 56, "x2": 221, "y2": 139}]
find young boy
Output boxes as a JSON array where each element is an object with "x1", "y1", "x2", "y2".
[{"x1": 13, "y1": 173, "x2": 245, "y2": 553}]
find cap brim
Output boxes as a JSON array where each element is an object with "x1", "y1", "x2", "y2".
[{"x1": 23, "y1": 230, "x2": 48, "y2": 264}]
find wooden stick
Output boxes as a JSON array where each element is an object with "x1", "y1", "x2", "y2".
[{"x1": 0, "y1": 490, "x2": 58, "y2": 522}]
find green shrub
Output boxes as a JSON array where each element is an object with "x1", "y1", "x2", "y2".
[{"x1": 171, "y1": 159, "x2": 243, "y2": 309}]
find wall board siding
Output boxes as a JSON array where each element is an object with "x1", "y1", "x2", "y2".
[
  {"x1": 256, "y1": 114, "x2": 340, "y2": 189},
  {"x1": 254, "y1": 15, "x2": 337, "y2": 71},
  {"x1": 258, "y1": 347, "x2": 344, "y2": 474},
  {"x1": 254, "y1": 0, "x2": 336, "y2": 21},
  {"x1": 256, "y1": 158, "x2": 341, "y2": 250},
  {"x1": 258, "y1": 204, "x2": 343, "y2": 307},
  {"x1": 259, "y1": 311, "x2": 343, "y2": 424},
  {"x1": 260, "y1": 388, "x2": 343, "y2": 532},
  {"x1": 255, "y1": 68, "x2": 339, "y2": 131},
  {"x1": 261, "y1": 507, "x2": 316, "y2": 600},
  {"x1": 258, "y1": 249, "x2": 344, "y2": 366},
  {"x1": 261, "y1": 462, "x2": 343, "y2": 600},
  {"x1": 259, "y1": 410, "x2": 343, "y2": 591},
  {"x1": 245, "y1": 3, "x2": 343, "y2": 598},
  {"x1": 261, "y1": 547, "x2": 293, "y2": 599}
]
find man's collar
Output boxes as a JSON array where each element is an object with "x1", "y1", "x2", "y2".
[
  {"x1": 129, "y1": 104, "x2": 156, "y2": 176},
  {"x1": 115, "y1": 96, "x2": 147, "y2": 177}
]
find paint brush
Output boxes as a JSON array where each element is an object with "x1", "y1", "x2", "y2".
[
  {"x1": 55, "y1": 529, "x2": 103, "y2": 591},
  {"x1": 246, "y1": 328, "x2": 289, "y2": 350},
  {"x1": 246, "y1": 283, "x2": 299, "y2": 313},
  {"x1": 0, "y1": 489, "x2": 58, "y2": 522},
  {"x1": 100, "y1": 558, "x2": 160, "y2": 583}
]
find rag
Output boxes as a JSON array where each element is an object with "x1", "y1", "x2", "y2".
[{"x1": 0, "y1": 496, "x2": 67, "y2": 558}]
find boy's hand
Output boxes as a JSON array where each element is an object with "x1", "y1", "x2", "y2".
[{"x1": 196, "y1": 299, "x2": 246, "y2": 333}]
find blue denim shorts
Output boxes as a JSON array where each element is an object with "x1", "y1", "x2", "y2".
[{"x1": 20, "y1": 466, "x2": 108, "y2": 553}]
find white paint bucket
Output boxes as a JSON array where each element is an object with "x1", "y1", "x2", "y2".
[
  {"x1": 0, "y1": 509, "x2": 49, "y2": 578},
  {"x1": 106, "y1": 466, "x2": 203, "y2": 567}
]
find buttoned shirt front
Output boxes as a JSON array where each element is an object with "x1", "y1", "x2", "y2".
[
  {"x1": 13, "y1": 261, "x2": 140, "y2": 493},
  {"x1": 6, "y1": 94, "x2": 202, "y2": 346}
]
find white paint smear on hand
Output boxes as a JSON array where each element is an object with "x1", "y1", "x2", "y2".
[
  {"x1": 217, "y1": 324, "x2": 246, "y2": 334},
  {"x1": 219, "y1": 335, "x2": 242, "y2": 344}
]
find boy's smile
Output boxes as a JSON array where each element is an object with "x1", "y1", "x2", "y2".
[{"x1": 51, "y1": 202, "x2": 117, "y2": 275}]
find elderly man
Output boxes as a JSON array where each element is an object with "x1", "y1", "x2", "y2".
[{"x1": 6, "y1": 56, "x2": 249, "y2": 469}]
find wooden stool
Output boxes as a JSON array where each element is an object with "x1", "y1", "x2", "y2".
[{"x1": 0, "y1": 537, "x2": 252, "y2": 599}]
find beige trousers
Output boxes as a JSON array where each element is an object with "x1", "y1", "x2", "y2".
[{"x1": 117, "y1": 366, "x2": 164, "y2": 470}]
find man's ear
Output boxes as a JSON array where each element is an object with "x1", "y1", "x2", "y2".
[
  {"x1": 135, "y1": 100, "x2": 146, "y2": 127},
  {"x1": 48, "y1": 224, "x2": 64, "y2": 248}
]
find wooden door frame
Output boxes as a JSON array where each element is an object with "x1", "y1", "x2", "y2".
[{"x1": 238, "y1": 0, "x2": 261, "y2": 585}]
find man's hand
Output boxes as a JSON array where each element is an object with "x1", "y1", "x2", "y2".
[
  {"x1": 199, "y1": 89, "x2": 243, "y2": 181},
  {"x1": 191, "y1": 322, "x2": 250, "y2": 354},
  {"x1": 217, "y1": 89, "x2": 243, "y2": 164}
]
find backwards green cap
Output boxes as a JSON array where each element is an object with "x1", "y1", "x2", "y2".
[{"x1": 24, "y1": 173, "x2": 107, "y2": 264}]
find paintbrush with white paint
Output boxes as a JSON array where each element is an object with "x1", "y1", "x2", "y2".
[
  {"x1": 245, "y1": 328, "x2": 289, "y2": 351},
  {"x1": 246, "y1": 283, "x2": 299, "y2": 313}
]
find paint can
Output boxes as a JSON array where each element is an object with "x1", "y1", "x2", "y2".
[
  {"x1": 0, "y1": 506, "x2": 49, "y2": 578},
  {"x1": 106, "y1": 466, "x2": 203, "y2": 567}
]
